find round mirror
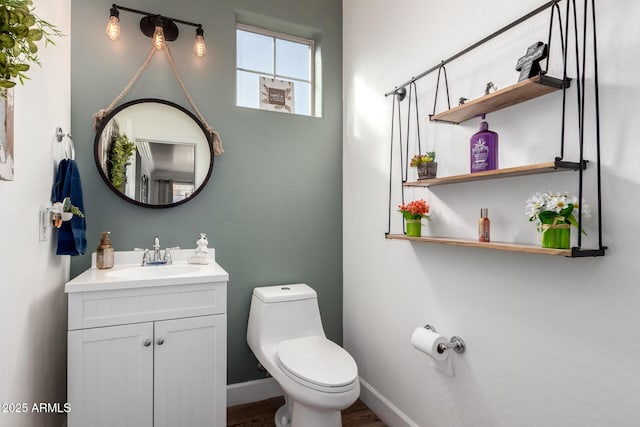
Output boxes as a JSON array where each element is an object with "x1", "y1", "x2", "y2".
[{"x1": 94, "y1": 99, "x2": 213, "y2": 208}]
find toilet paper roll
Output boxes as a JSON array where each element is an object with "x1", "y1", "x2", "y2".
[{"x1": 411, "y1": 327, "x2": 449, "y2": 361}]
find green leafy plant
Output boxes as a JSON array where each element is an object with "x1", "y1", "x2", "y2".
[
  {"x1": 62, "y1": 197, "x2": 84, "y2": 218},
  {"x1": 0, "y1": 0, "x2": 62, "y2": 89},
  {"x1": 108, "y1": 134, "x2": 136, "y2": 191},
  {"x1": 409, "y1": 151, "x2": 436, "y2": 167}
]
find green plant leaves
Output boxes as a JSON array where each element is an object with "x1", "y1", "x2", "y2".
[
  {"x1": 0, "y1": 0, "x2": 62, "y2": 92},
  {"x1": 28, "y1": 28, "x2": 42, "y2": 41},
  {"x1": 108, "y1": 135, "x2": 137, "y2": 191},
  {"x1": 538, "y1": 210, "x2": 563, "y2": 225},
  {"x1": 63, "y1": 197, "x2": 85, "y2": 218},
  {"x1": 0, "y1": 34, "x2": 15, "y2": 48}
]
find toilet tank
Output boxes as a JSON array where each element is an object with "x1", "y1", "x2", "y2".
[{"x1": 247, "y1": 284, "x2": 325, "y2": 350}]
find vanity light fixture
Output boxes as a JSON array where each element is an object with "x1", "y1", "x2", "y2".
[{"x1": 105, "y1": 4, "x2": 206, "y2": 58}]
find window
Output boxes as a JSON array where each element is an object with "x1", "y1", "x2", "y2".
[{"x1": 236, "y1": 24, "x2": 315, "y2": 116}]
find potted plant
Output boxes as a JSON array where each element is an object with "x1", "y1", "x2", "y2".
[
  {"x1": 50, "y1": 196, "x2": 84, "y2": 228},
  {"x1": 108, "y1": 134, "x2": 136, "y2": 191},
  {"x1": 0, "y1": 0, "x2": 62, "y2": 91},
  {"x1": 410, "y1": 151, "x2": 437, "y2": 180},
  {"x1": 398, "y1": 199, "x2": 431, "y2": 237},
  {"x1": 525, "y1": 191, "x2": 590, "y2": 249}
]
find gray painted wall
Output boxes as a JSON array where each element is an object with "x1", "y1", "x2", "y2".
[{"x1": 71, "y1": 0, "x2": 342, "y2": 384}]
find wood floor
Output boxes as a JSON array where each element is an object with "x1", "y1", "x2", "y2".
[{"x1": 227, "y1": 396, "x2": 387, "y2": 427}]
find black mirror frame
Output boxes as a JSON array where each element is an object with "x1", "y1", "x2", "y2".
[{"x1": 94, "y1": 98, "x2": 214, "y2": 209}]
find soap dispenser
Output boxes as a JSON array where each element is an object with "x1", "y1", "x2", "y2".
[
  {"x1": 96, "y1": 231, "x2": 114, "y2": 269},
  {"x1": 470, "y1": 114, "x2": 498, "y2": 173}
]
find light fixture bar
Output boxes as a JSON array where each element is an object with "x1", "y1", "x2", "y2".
[
  {"x1": 108, "y1": 4, "x2": 207, "y2": 58},
  {"x1": 111, "y1": 4, "x2": 202, "y2": 30}
]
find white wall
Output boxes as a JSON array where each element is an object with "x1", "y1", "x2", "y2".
[
  {"x1": 0, "y1": 1, "x2": 70, "y2": 426},
  {"x1": 343, "y1": 1, "x2": 640, "y2": 426}
]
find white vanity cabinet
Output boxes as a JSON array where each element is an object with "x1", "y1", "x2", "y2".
[{"x1": 65, "y1": 253, "x2": 228, "y2": 427}]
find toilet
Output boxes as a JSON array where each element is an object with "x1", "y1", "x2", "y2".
[{"x1": 247, "y1": 283, "x2": 360, "y2": 427}]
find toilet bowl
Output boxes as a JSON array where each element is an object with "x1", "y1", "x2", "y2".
[{"x1": 247, "y1": 284, "x2": 360, "y2": 427}]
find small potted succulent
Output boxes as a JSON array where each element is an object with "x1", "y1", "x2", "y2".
[
  {"x1": 410, "y1": 151, "x2": 437, "y2": 180},
  {"x1": 50, "y1": 197, "x2": 84, "y2": 228}
]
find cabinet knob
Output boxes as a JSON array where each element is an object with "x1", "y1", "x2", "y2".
[
  {"x1": 156, "y1": 337, "x2": 165, "y2": 345},
  {"x1": 143, "y1": 339, "x2": 152, "y2": 347}
]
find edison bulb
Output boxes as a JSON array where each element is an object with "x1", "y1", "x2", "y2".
[
  {"x1": 153, "y1": 25, "x2": 165, "y2": 50},
  {"x1": 105, "y1": 16, "x2": 120, "y2": 41},
  {"x1": 194, "y1": 35, "x2": 206, "y2": 57}
]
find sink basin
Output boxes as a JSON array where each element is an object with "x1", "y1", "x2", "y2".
[
  {"x1": 105, "y1": 264, "x2": 205, "y2": 280},
  {"x1": 65, "y1": 250, "x2": 229, "y2": 293}
]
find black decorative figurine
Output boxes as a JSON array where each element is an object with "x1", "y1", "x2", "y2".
[{"x1": 515, "y1": 41, "x2": 548, "y2": 81}]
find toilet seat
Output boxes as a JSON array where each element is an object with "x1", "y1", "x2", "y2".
[{"x1": 277, "y1": 336, "x2": 358, "y2": 394}]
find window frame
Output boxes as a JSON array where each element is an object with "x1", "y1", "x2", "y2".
[{"x1": 236, "y1": 23, "x2": 316, "y2": 116}]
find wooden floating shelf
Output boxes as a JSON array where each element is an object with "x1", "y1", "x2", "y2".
[
  {"x1": 430, "y1": 74, "x2": 569, "y2": 124},
  {"x1": 385, "y1": 234, "x2": 572, "y2": 257},
  {"x1": 404, "y1": 161, "x2": 586, "y2": 188}
]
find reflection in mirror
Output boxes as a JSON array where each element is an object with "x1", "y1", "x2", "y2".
[{"x1": 95, "y1": 99, "x2": 213, "y2": 208}]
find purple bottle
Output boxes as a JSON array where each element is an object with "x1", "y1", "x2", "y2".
[{"x1": 470, "y1": 114, "x2": 498, "y2": 173}]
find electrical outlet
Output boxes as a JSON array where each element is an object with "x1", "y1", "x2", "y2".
[{"x1": 39, "y1": 209, "x2": 49, "y2": 242}]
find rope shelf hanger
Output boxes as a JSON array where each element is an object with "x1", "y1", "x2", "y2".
[{"x1": 92, "y1": 42, "x2": 224, "y2": 155}]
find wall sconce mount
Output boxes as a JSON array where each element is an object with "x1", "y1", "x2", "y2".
[{"x1": 106, "y1": 3, "x2": 206, "y2": 57}]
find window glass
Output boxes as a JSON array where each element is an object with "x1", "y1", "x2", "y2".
[
  {"x1": 292, "y1": 80, "x2": 311, "y2": 116},
  {"x1": 172, "y1": 183, "x2": 194, "y2": 203},
  {"x1": 236, "y1": 70, "x2": 261, "y2": 109},
  {"x1": 276, "y1": 39, "x2": 311, "y2": 81},
  {"x1": 237, "y1": 30, "x2": 274, "y2": 74},
  {"x1": 236, "y1": 25, "x2": 315, "y2": 116}
]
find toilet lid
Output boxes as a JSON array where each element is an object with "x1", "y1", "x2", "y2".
[{"x1": 277, "y1": 336, "x2": 357, "y2": 389}]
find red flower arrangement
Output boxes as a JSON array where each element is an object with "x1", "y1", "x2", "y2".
[{"x1": 398, "y1": 199, "x2": 431, "y2": 220}]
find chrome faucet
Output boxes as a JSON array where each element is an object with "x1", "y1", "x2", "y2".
[
  {"x1": 141, "y1": 235, "x2": 173, "y2": 265},
  {"x1": 153, "y1": 235, "x2": 161, "y2": 261}
]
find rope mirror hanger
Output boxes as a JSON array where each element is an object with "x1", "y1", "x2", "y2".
[{"x1": 92, "y1": 42, "x2": 224, "y2": 155}]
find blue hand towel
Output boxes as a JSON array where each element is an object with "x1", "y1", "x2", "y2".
[{"x1": 51, "y1": 159, "x2": 87, "y2": 256}]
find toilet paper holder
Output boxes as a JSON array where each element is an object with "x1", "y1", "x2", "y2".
[{"x1": 424, "y1": 324, "x2": 466, "y2": 354}]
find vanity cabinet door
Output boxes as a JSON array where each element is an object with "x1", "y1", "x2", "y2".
[
  {"x1": 153, "y1": 315, "x2": 227, "y2": 427},
  {"x1": 68, "y1": 322, "x2": 154, "y2": 427}
]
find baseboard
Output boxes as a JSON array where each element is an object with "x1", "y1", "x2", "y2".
[
  {"x1": 226, "y1": 375, "x2": 418, "y2": 427},
  {"x1": 227, "y1": 378, "x2": 283, "y2": 407},
  {"x1": 358, "y1": 377, "x2": 419, "y2": 427}
]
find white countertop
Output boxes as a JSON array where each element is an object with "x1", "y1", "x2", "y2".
[{"x1": 65, "y1": 249, "x2": 229, "y2": 293}]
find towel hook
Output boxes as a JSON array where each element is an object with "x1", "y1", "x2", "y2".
[{"x1": 56, "y1": 127, "x2": 75, "y2": 160}]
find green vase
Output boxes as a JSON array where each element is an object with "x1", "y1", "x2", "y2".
[
  {"x1": 541, "y1": 224, "x2": 570, "y2": 249},
  {"x1": 406, "y1": 219, "x2": 422, "y2": 237}
]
